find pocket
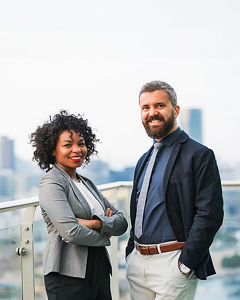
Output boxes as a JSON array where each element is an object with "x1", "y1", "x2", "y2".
[
  {"x1": 172, "y1": 250, "x2": 188, "y2": 282},
  {"x1": 174, "y1": 252, "x2": 194, "y2": 281},
  {"x1": 187, "y1": 270, "x2": 197, "y2": 280}
]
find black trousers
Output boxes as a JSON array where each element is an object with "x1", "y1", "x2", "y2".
[{"x1": 44, "y1": 247, "x2": 112, "y2": 300}]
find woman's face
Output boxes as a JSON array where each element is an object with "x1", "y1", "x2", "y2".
[{"x1": 52, "y1": 130, "x2": 87, "y2": 176}]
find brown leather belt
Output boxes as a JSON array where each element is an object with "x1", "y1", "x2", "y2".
[{"x1": 135, "y1": 241, "x2": 185, "y2": 255}]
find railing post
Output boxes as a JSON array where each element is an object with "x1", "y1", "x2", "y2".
[
  {"x1": 19, "y1": 206, "x2": 37, "y2": 300},
  {"x1": 109, "y1": 188, "x2": 120, "y2": 300},
  {"x1": 110, "y1": 236, "x2": 119, "y2": 300}
]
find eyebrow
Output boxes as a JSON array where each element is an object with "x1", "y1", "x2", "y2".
[
  {"x1": 141, "y1": 101, "x2": 166, "y2": 106},
  {"x1": 62, "y1": 138, "x2": 84, "y2": 142},
  {"x1": 155, "y1": 102, "x2": 166, "y2": 105}
]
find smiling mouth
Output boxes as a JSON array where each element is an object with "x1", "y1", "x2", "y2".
[
  {"x1": 149, "y1": 120, "x2": 161, "y2": 124},
  {"x1": 146, "y1": 116, "x2": 164, "y2": 126},
  {"x1": 147, "y1": 120, "x2": 163, "y2": 127},
  {"x1": 70, "y1": 156, "x2": 83, "y2": 162}
]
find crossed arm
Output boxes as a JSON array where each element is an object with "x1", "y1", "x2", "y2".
[
  {"x1": 40, "y1": 174, "x2": 127, "y2": 247},
  {"x1": 77, "y1": 208, "x2": 113, "y2": 229}
]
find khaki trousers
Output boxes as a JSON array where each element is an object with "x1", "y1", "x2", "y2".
[{"x1": 126, "y1": 247, "x2": 198, "y2": 300}]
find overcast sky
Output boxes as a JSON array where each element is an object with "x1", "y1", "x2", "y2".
[{"x1": 0, "y1": 0, "x2": 239, "y2": 170}]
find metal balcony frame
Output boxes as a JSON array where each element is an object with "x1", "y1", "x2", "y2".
[{"x1": 0, "y1": 181, "x2": 239, "y2": 300}]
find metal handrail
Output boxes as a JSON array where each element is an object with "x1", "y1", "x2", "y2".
[
  {"x1": 0, "y1": 196, "x2": 38, "y2": 213},
  {"x1": 1, "y1": 181, "x2": 240, "y2": 214},
  {"x1": 221, "y1": 181, "x2": 240, "y2": 187},
  {"x1": 0, "y1": 181, "x2": 134, "y2": 214}
]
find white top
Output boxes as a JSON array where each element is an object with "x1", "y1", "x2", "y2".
[{"x1": 74, "y1": 180, "x2": 105, "y2": 217}]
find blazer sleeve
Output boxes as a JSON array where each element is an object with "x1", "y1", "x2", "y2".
[
  {"x1": 85, "y1": 180, "x2": 128, "y2": 237},
  {"x1": 39, "y1": 175, "x2": 111, "y2": 247},
  {"x1": 179, "y1": 148, "x2": 224, "y2": 269}
]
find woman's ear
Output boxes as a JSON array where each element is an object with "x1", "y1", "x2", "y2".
[{"x1": 52, "y1": 150, "x2": 56, "y2": 156}]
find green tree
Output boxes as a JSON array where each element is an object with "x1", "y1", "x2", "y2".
[{"x1": 222, "y1": 253, "x2": 240, "y2": 268}]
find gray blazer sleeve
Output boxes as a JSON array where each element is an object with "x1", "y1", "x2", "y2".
[
  {"x1": 96, "y1": 200, "x2": 128, "y2": 237},
  {"x1": 39, "y1": 175, "x2": 111, "y2": 247},
  {"x1": 86, "y1": 180, "x2": 128, "y2": 236}
]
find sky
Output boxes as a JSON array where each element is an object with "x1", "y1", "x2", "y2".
[{"x1": 0, "y1": 0, "x2": 240, "y2": 170}]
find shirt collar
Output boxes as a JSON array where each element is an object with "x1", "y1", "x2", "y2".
[{"x1": 153, "y1": 127, "x2": 182, "y2": 147}]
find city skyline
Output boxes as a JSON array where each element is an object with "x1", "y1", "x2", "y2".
[
  {"x1": 0, "y1": 0, "x2": 240, "y2": 169},
  {"x1": 0, "y1": 102, "x2": 239, "y2": 171}
]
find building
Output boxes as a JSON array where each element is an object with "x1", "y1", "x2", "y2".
[
  {"x1": 0, "y1": 169, "x2": 15, "y2": 201},
  {"x1": 0, "y1": 136, "x2": 15, "y2": 171},
  {"x1": 180, "y1": 108, "x2": 203, "y2": 143}
]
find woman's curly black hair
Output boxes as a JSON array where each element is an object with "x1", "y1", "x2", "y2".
[{"x1": 30, "y1": 110, "x2": 99, "y2": 172}]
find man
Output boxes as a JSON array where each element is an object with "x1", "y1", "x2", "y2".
[{"x1": 126, "y1": 80, "x2": 223, "y2": 300}]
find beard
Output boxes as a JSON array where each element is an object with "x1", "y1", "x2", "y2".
[{"x1": 142, "y1": 110, "x2": 175, "y2": 140}]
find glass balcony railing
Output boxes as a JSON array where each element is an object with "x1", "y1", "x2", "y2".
[
  {"x1": 0, "y1": 181, "x2": 240, "y2": 300},
  {"x1": 0, "y1": 224, "x2": 21, "y2": 299}
]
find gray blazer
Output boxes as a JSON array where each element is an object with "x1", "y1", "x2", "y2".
[{"x1": 39, "y1": 164, "x2": 128, "y2": 278}]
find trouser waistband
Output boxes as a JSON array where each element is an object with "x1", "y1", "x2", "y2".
[{"x1": 135, "y1": 241, "x2": 185, "y2": 255}]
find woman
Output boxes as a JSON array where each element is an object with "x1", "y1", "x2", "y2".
[{"x1": 30, "y1": 111, "x2": 128, "y2": 300}]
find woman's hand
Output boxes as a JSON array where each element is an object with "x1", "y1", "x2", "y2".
[
  {"x1": 76, "y1": 208, "x2": 113, "y2": 229},
  {"x1": 77, "y1": 218, "x2": 102, "y2": 230},
  {"x1": 105, "y1": 208, "x2": 113, "y2": 217}
]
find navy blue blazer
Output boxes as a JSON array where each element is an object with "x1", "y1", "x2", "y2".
[{"x1": 126, "y1": 130, "x2": 224, "y2": 280}]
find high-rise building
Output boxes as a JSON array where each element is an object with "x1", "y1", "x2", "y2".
[
  {"x1": 180, "y1": 108, "x2": 203, "y2": 144},
  {"x1": 0, "y1": 136, "x2": 16, "y2": 171},
  {"x1": 0, "y1": 169, "x2": 15, "y2": 200}
]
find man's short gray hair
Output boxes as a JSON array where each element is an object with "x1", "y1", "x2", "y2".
[{"x1": 139, "y1": 80, "x2": 177, "y2": 106}]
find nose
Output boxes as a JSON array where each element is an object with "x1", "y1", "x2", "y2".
[
  {"x1": 72, "y1": 144, "x2": 81, "y2": 153},
  {"x1": 149, "y1": 106, "x2": 158, "y2": 117}
]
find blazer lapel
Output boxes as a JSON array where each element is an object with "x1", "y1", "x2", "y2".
[
  {"x1": 163, "y1": 130, "x2": 189, "y2": 197},
  {"x1": 134, "y1": 146, "x2": 153, "y2": 191},
  {"x1": 53, "y1": 164, "x2": 92, "y2": 217},
  {"x1": 131, "y1": 146, "x2": 153, "y2": 224},
  {"x1": 163, "y1": 143, "x2": 180, "y2": 197}
]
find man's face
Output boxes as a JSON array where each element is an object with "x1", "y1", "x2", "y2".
[{"x1": 139, "y1": 90, "x2": 180, "y2": 141}]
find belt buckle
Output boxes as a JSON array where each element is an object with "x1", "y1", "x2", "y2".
[
  {"x1": 135, "y1": 242, "x2": 141, "y2": 252},
  {"x1": 156, "y1": 244, "x2": 161, "y2": 254}
]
